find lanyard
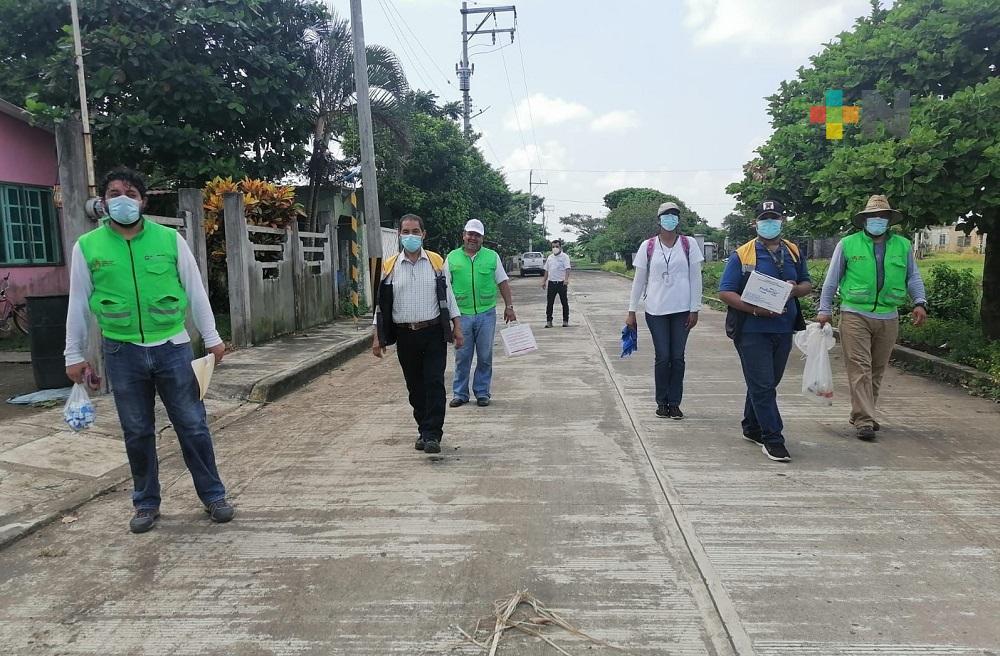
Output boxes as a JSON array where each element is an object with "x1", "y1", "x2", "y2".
[{"x1": 762, "y1": 242, "x2": 786, "y2": 277}]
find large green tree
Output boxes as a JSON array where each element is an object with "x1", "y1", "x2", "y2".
[
  {"x1": 601, "y1": 188, "x2": 713, "y2": 259},
  {"x1": 726, "y1": 0, "x2": 1000, "y2": 337},
  {"x1": 0, "y1": 0, "x2": 326, "y2": 184},
  {"x1": 344, "y1": 105, "x2": 540, "y2": 257}
]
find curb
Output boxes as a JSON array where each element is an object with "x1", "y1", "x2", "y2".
[
  {"x1": 0, "y1": 402, "x2": 259, "y2": 551},
  {"x1": 246, "y1": 332, "x2": 372, "y2": 403}
]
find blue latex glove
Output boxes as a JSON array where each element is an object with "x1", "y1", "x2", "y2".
[{"x1": 620, "y1": 324, "x2": 638, "y2": 358}]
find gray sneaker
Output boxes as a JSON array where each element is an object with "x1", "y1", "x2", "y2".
[
  {"x1": 129, "y1": 508, "x2": 160, "y2": 534},
  {"x1": 205, "y1": 499, "x2": 236, "y2": 523}
]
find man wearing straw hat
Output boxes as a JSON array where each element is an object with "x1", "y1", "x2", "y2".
[{"x1": 816, "y1": 195, "x2": 927, "y2": 441}]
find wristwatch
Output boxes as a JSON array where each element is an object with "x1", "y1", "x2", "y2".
[{"x1": 915, "y1": 302, "x2": 928, "y2": 312}]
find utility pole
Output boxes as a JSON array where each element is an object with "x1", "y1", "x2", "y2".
[
  {"x1": 457, "y1": 2, "x2": 516, "y2": 140},
  {"x1": 527, "y1": 168, "x2": 546, "y2": 251},
  {"x1": 69, "y1": 0, "x2": 96, "y2": 197},
  {"x1": 349, "y1": 0, "x2": 383, "y2": 307},
  {"x1": 541, "y1": 204, "x2": 555, "y2": 243}
]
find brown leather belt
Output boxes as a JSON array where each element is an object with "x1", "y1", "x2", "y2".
[{"x1": 395, "y1": 319, "x2": 437, "y2": 331}]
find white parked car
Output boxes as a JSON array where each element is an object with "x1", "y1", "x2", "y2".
[{"x1": 518, "y1": 252, "x2": 545, "y2": 277}]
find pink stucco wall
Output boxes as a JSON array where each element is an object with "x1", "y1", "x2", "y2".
[
  {"x1": 1, "y1": 266, "x2": 69, "y2": 305},
  {"x1": 0, "y1": 109, "x2": 65, "y2": 304},
  {"x1": 0, "y1": 111, "x2": 58, "y2": 187}
]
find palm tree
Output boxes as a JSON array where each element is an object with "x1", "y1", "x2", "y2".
[{"x1": 304, "y1": 13, "x2": 409, "y2": 228}]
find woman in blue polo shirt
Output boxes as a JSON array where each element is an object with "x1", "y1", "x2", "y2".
[{"x1": 718, "y1": 200, "x2": 812, "y2": 463}]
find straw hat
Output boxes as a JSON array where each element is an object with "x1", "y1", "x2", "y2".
[{"x1": 853, "y1": 195, "x2": 903, "y2": 229}]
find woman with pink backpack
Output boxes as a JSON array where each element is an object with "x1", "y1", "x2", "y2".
[{"x1": 624, "y1": 202, "x2": 704, "y2": 419}]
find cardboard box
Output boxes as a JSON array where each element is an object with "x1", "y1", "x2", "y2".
[{"x1": 741, "y1": 270, "x2": 793, "y2": 314}]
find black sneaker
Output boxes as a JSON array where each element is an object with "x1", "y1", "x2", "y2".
[
  {"x1": 667, "y1": 405, "x2": 684, "y2": 420},
  {"x1": 562, "y1": 321, "x2": 569, "y2": 327},
  {"x1": 857, "y1": 426, "x2": 877, "y2": 441},
  {"x1": 449, "y1": 398, "x2": 468, "y2": 408},
  {"x1": 205, "y1": 499, "x2": 236, "y2": 523},
  {"x1": 656, "y1": 405, "x2": 670, "y2": 418},
  {"x1": 544, "y1": 321, "x2": 553, "y2": 328},
  {"x1": 742, "y1": 432, "x2": 765, "y2": 445},
  {"x1": 873, "y1": 421, "x2": 881, "y2": 432},
  {"x1": 761, "y1": 443, "x2": 791, "y2": 462},
  {"x1": 423, "y1": 439, "x2": 441, "y2": 454},
  {"x1": 415, "y1": 437, "x2": 426, "y2": 451},
  {"x1": 129, "y1": 508, "x2": 160, "y2": 534},
  {"x1": 476, "y1": 397, "x2": 490, "y2": 407}
]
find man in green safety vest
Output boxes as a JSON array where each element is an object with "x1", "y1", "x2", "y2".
[
  {"x1": 446, "y1": 219, "x2": 516, "y2": 408},
  {"x1": 817, "y1": 195, "x2": 927, "y2": 441},
  {"x1": 64, "y1": 168, "x2": 234, "y2": 534}
]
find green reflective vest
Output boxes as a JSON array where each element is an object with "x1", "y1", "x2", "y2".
[
  {"x1": 78, "y1": 220, "x2": 188, "y2": 343},
  {"x1": 447, "y1": 247, "x2": 499, "y2": 315},
  {"x1": 839, "y1": 231, "x2": 912, "y2": 314}
]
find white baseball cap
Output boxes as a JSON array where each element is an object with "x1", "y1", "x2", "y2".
[{"x1": 464, "y1": 219, "x2": 485, "y2": 235}]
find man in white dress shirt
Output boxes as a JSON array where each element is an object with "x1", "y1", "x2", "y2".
[
  {"x1": 373, "y1": 214, "x2": 463, "y2": 454},
  {"x1": 542, "y1": 238, "x2": 571, "y2": 327}
]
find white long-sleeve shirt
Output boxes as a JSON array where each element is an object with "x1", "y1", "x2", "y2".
[
  {"x1": 64, "y1": 231, "x2": 223, "y2": 366},
  {"x1": 628, "y1": 236, "x2": 704, "y2": 315}
]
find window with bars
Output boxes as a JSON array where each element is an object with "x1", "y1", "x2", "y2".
[{"x1": 0, "y1": 183, "x2": 62, "y2": 265}]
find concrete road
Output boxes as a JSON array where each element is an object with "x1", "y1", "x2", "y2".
[{"x1": 1, "y1": 271, "x2": 998, "y2": 656}]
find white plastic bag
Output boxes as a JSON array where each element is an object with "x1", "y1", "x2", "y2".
[
  {"x1": 500, "y1": 322, "x2": 538, "y2": 357},
  {"x1": 794, "y1": 322, "x2": 836, "y2": 405},
  {"x1": 63, "y1": 383, "x2": 96, "y2": 432}
]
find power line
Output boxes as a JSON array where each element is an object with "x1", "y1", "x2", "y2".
[
  {"x1": 514, "y1": 23, "x2": 542, "y2": 175},
  {"x1": 547, "y1": 197, "x2": 738, "y2": 207},
  {"x1": 497, "y1": 33, "x2": 530, "y2": 161},
  {"x1": 506, "y1": 167, "x2": 744, "y2": 174},
  {"x1": 383, "y1": 0, "x2": 458, "y2": 97},
  {"x1": 374, "y1": 0, "x2": 440, "y2": 95}
]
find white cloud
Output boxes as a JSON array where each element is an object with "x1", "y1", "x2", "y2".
[
  {"x1": 503, "y1": 94, "x2": 591, "y2": 131},
  {"x1": 683, "y1": 0, "x2": 874, "y2": 47},
  {"x1": 502, "y1": 141, "x2": 570, "y2": 177},
  {"x1": 589, "y1": 110, "x2": 640, "y2": 133}
]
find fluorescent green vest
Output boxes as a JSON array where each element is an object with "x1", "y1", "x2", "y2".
[
  {"x1": 447, "y1": 246, "x2": 499, "y2": 315},
  {"x1": 78, "y1": 220, "x2": 188, "y2": 343},
  {"x1": 839, "y1": 231, "x2": 912, "y2": 314}
]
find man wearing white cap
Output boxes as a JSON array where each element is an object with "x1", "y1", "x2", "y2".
[{"x1": 446, "y1": 219, "x2": 516, "y2": 407}]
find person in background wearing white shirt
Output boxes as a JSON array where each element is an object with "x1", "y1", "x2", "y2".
[
  {"x1": 63, "y1": 168, "x2": 233, "y2": 534},
  {"x1": 542, "y1": 238, "x2": 571, "y2": 327},
  {"x1": 624, "y1": 202, "x2": 704, "y2": 420},
  {"x1": 372, "y1": 214, "x2": 463, "y2": 454}
]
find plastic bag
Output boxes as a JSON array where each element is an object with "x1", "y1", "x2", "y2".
[
  {"x1": 794, "y1": 322, "x2": 835, "y2": 405},
  {"x1": 620, "y1": 324, "x2": 638, "y2": 358},
  {"x1": 63, "y1": 383, "x2": 96, "y2": 432}
]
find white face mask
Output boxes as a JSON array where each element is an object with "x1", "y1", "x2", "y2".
[{"x1": 552, "y1": 247, "x2": 561, "y2": 255}]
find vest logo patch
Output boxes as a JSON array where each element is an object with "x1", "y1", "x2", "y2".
[{"x1": 91, "y1": 259, "x2": 116, "y2": 270}]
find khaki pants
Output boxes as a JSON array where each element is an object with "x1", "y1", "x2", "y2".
[{"x1": 840, "y1": 312, "x2": 899, "y2": 429}]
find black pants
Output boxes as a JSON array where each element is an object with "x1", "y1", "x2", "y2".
[
  {"x1": 546, "y1": 281, "x2": 569, "y2": 322},
  {"x1": 395, "y1": 323, "x2": 447, "y2": 442}
]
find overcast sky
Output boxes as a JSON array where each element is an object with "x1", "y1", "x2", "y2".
[{"x1": 331, "y1": 0, "x2": 883, "y2": 237}]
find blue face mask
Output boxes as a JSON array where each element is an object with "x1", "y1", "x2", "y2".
[
  {"x1": 107, "y1": 195, "x2": 141, "y2": 225},
  {"x1": 400, "y1": 234, "x2": 423, "y2": 253},
  {"x1": 865, "y1": 217, "x2": 889, "y2": 236},
  {"x1": 659, "y1": 214, "x2": 679, "y2": 231},
  {"x1": 756, "y1": 218, "x2": 783, "y2": 240}
]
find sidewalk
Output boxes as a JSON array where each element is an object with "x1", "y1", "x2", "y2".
[{"x1": 0, "y1": 319, "x2": 371, "y2": 548}]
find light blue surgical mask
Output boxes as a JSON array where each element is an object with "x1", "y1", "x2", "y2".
[
  {"x1": 659, "y1": 214, "x2": 679, "y2": 231},
  {"x1": 865, "y1": 217, "x2": 889, "y2": 236},
  {"x1": 400, "y1": 234, "x2": 423, "y2": 253},
  {"x1": 756, "y1": 218, "x2": 783, "y2": 240},
  {"x1": 106, "y1": 195, "x2": 142, "y2": 225}
]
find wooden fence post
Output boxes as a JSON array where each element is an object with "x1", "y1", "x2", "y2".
[
  {"x1": 177, "y1": 188, "x2": 208, "y2": 353},
  {"x1": 317, "y1": 210, "x2": 340, "y2": 318},
  {"x1": 223, "y1": 192, "x2": 252, "y2": 347},
  {"x1": 290, "y1": 220, "x2": 305, "y2": 331}
]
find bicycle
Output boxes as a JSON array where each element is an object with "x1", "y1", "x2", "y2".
[{"x1": 0, "y1": 272, "x2": 30, "y2": 336}]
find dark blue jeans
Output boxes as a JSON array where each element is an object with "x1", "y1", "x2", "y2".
[
  {"x1": 734, "y1": 332, "x2": 793, "y2": 445},
  {"x1": 645, "y1": 311, "x2": 690, "y2": 407},
  {"x1": 104, "y1": 339, "x2": 227, "y2": 510}
]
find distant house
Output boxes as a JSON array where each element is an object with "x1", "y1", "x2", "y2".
[
  {"x1": 0, "y1": 98, "x2": 66, "y2": 304},
  {"x1": 914, "y1": 223, "x2": 987, "y2": 256}
]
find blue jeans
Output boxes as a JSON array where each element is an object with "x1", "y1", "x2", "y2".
[
  {"x1": 104, "y1": 339, "x2": 227, "y2": 510},
  {"x1": 452, "y1": 310, "x2": 497, "y2": 401},
  {"x1": 734, "y1": 332, "x2": 793, "y2": 445},
  {"x1": 645, "y1": 311, "x2": 690, "y2": 407}
]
